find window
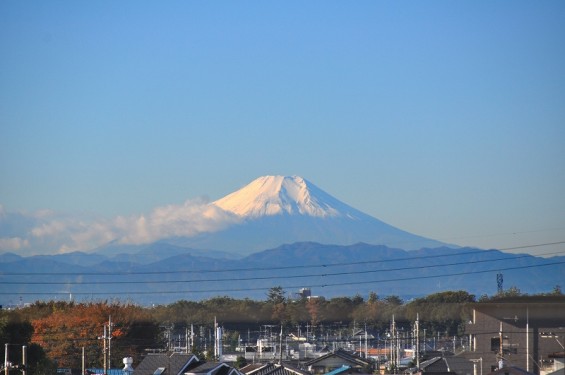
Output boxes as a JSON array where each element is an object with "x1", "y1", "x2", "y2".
[
  {"x1": 491, "y1": 337, "x2": 500, "y2": 353},
  {"x1": 490, "y1": 337, "x2": 518, "y2": 354}
]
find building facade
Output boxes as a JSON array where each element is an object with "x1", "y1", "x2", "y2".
[{"x1": 464, "y1": 296, "x2": 565, "y2": 375}]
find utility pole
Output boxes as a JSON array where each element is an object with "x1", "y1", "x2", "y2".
[
  {"x1": 99, "y1": 319, "x2": 111, "y2": 375},
  {"x1": 5, "y1": 343, "x2": 9, "y2": 375},
  {"x1": 526, "y1": 307, "x2": 529, "y2": 373},
  {"x1": 214, "y1": 317, "x2": 222, "y2": 361},
  {"x1": 108, "y1": 316, "x2": 112, "y2": 372},
  {"x1": 364, "y1": 323, "x2": 368, "y2": 360},
  {"x1": 22, "y1": 346, "x2": 26, "y2": 375},
  {"x1": 423, "y1": 328, "x2": 427, "y2": 354},
  {"x1": 279, "y1": 325, "x2": 283, "y2": 364},
  {"x1": 191, "y1": 324, "x2": 194, "y2": 353},
  {"x1": 214, "y1": 317, "x2": 218, "y2": 359},
  {"x1": 103, "y1": 324, "x2": 107, "y2": 375},
  {"x1": 391, "y1": 316, "x2": 397, "y2": 374},
  {"x1": 498, "y1": 322, "x2": 504, "y2": 369},
  {"x1": 416, "y1": 314, "x2": 420, "y2": 370}
]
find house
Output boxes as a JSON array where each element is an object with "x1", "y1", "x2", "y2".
[
  {"x1": 418, "y1": 357, "x2": 456, "y2": 375},
  {"x1": 418, "y1": 355, "x2": 475, "y2": 375},
  {"x1": 354, "y1": 348, "x2": 390, "y2": 362},
  {"x1": 463, "y1": 296, "x2": 565, "y2": 375},
  {"x1": 303, "y1": 348, "x2": 373, "y2": 374},
  {"x1": 133, "y1": 353, "x2": 199, "y2": 375},
  {"x1": 324, "y1": 366, "x2": 351, "y2": 375},
  {"x1": 239, "y1": 362, "x2": 309, "y2": 375},
  {"x1": 351, "y1": 329, "x2": 375, "y2": 341},
  {"x1": 545, "y1": 351, "x2": 565, "y2": 375},
  {"x1": 487, "y1": 366, "x2": 535, "y2": 375},
  {"x1": 133, "y1": 353, "x2": 243, "y2": 375},
  {"x1": 185, "y1": 362, "x2": 243, "y2": 375}
]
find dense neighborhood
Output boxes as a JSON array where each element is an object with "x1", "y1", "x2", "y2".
[{"x1": 2, "y1": 290, "x2": 564, "y2": 375}]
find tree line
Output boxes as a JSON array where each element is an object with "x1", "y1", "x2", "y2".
[{"x1": 1, "y1": 286, "x2": 561, "y2": 373}]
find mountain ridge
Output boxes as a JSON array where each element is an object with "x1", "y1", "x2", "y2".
[{"x1": 2, "y1": 242, "x2": 563, "y2": 305}]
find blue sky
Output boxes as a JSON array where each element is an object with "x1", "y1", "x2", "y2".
[{"x1": 1, "y1": 1, "x2": 564, "y2": 256}]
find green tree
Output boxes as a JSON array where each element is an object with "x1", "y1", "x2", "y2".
[
  {"x1": 383, "y1": 295, "x2": 403, "y2": 306},
  {"x1": 235, "y1": 355, "x2": 247, "y2": 368},
  {"x1": 0, "y1": 310, "x2": 55, "y2": 375},
  {"x1": 267, "y1": 286, "x2": 286, "y2": 304},
  {"x1": 496, "y1": 286, "x2": 524, "y2": 298},
  {"x1": 368, "y1": 292, "x2": 379, "y2": 304}
]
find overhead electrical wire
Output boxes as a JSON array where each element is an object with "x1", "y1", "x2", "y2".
[
  {"x1": 2, "y1": 258, "x2": 564, "y2": 296},
  {"x1": 2, "y1": 240, "x2": 564, "y2": 277},
  {"x1": 3, "y1": 249, "x2": 565, "y2": 285},
  {"x1": 1, "y1": 247, "x2": 498, "y2": 276}
]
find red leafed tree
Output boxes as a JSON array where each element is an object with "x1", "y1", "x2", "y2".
[
  {"x1": 32, "y1": 302, "x2": 160, "y2": 369},
  {"x1": 306, "y1": 298, "x2": 321, "y2": 326}
]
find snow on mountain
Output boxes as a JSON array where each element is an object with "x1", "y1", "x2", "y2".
[
  {"x1": 166, "y1": 175, "x2": 451, "y2": 254},
  {"x1": 213, "y1": 175, "x2": 356, "y2": 219}
]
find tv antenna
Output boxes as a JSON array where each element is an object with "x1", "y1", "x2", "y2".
[{"x1": 497, "y1": 273, "x2": 504, "y2": 294}]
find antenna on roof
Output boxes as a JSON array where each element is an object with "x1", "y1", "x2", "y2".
[{"x1": 497, "y1": 273, "x2": 504, "y2": 294}]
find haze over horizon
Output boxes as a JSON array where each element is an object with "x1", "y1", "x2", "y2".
[{"x1": 1, "y1": 2, "x2": 564, "y2": 257}]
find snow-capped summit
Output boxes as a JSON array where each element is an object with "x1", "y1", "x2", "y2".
[
  {"x1": 169, "y1": 175, "x2": 450, "y2": 254},
  {"x1": 213, "y1": 175, "x2": 356, "y2": 219}
]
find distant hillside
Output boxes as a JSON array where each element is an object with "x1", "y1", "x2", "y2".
[{"x1": 1, "y1": 242, "x2": 562, "y2": 306}]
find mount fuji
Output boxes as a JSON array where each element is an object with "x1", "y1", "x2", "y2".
[{"x1": 163, "y1": 175, "x2": 449, "y2": 255}]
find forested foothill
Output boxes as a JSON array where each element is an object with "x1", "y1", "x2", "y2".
[{"x1": 1, "y1": 287, "x2": 561, "y2": 373}]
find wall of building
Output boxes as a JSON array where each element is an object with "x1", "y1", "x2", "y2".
[{"x1": 464, "y1": 298, "x2": 565, "y2": 375}]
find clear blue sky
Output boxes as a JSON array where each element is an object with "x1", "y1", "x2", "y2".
[{"x1": 1, "y1": 1, "x2": 564, "y2": 256}]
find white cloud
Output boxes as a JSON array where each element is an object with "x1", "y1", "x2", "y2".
[
  {"x1": 0, "y1": 237, "x2": 30, "y2": 251},
  {"x1": 0, "y1": 199, "x2": 240, "y2": 255},
  {"x1": 31, "y1": 220, "x2": 68, "y2": 238},
  {"x1": 115, "y1": 199, "x2": 240, "y2": 245}
]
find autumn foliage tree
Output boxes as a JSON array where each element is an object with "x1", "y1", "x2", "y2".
[{"x1": 31, "y1": 302, "x2": 160, "y2": 369}]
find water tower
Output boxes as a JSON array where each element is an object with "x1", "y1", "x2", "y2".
[{"x1": 122, "y1": 357, "x2": 133, "y2": 375}]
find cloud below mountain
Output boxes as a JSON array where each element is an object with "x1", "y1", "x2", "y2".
[
  {"x1": 114, "y1": 199, "x2": 239, "y2": 245},
  {"x1": 1, "y1": 175, "x2": 447, "y2": 256},
  {"x1": 0, "y1": 199, "x2": 240, "y2": 255}
]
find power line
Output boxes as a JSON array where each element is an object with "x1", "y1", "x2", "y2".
[
  {"x1": 4, "y1": 249, "x2": 565, "y2": 285},
  {"x1": 3, "y1": 259, "x2": 564, "y2": 296},
  {"x1": 1, "y1": 247, "x2": 493, "y2": 276},
  {"x1": 2, "y1": 241, "x2": 564, "y2": 277}
]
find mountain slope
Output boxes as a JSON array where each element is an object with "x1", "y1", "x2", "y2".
[
  {"x1": 213, "y1": 175, "x2": 349, "y2": 218},
  {"x1": 169, "y1": 175, "x2": 448, "y2": 254}
]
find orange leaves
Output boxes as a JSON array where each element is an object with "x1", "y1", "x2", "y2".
[
  {"x1": 112, "y1": 327, "x2": 125, "y2": 338},
  {"x1": 29, "y1": 301, "x2": 156, "y2": 369},
  {"x1": 306, "y1": 298, "x2": 321, "y2": 326}
]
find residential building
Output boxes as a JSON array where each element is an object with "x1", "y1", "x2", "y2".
[
  {"x1": 133, "y1": 353, "x2": 243, "y2": 375},
  {"x1": 303, "y1": 348, "x2": 373, "y2": 374},
  {"x1": 418, "y1": 355, "x2": 475, "y2": 375},
  {"x1": 239, "y1": 362, "x2": 309, "y2": 375},
  {"x1": 464, "y1": 296, "x2": 565, "y2": 375}
]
